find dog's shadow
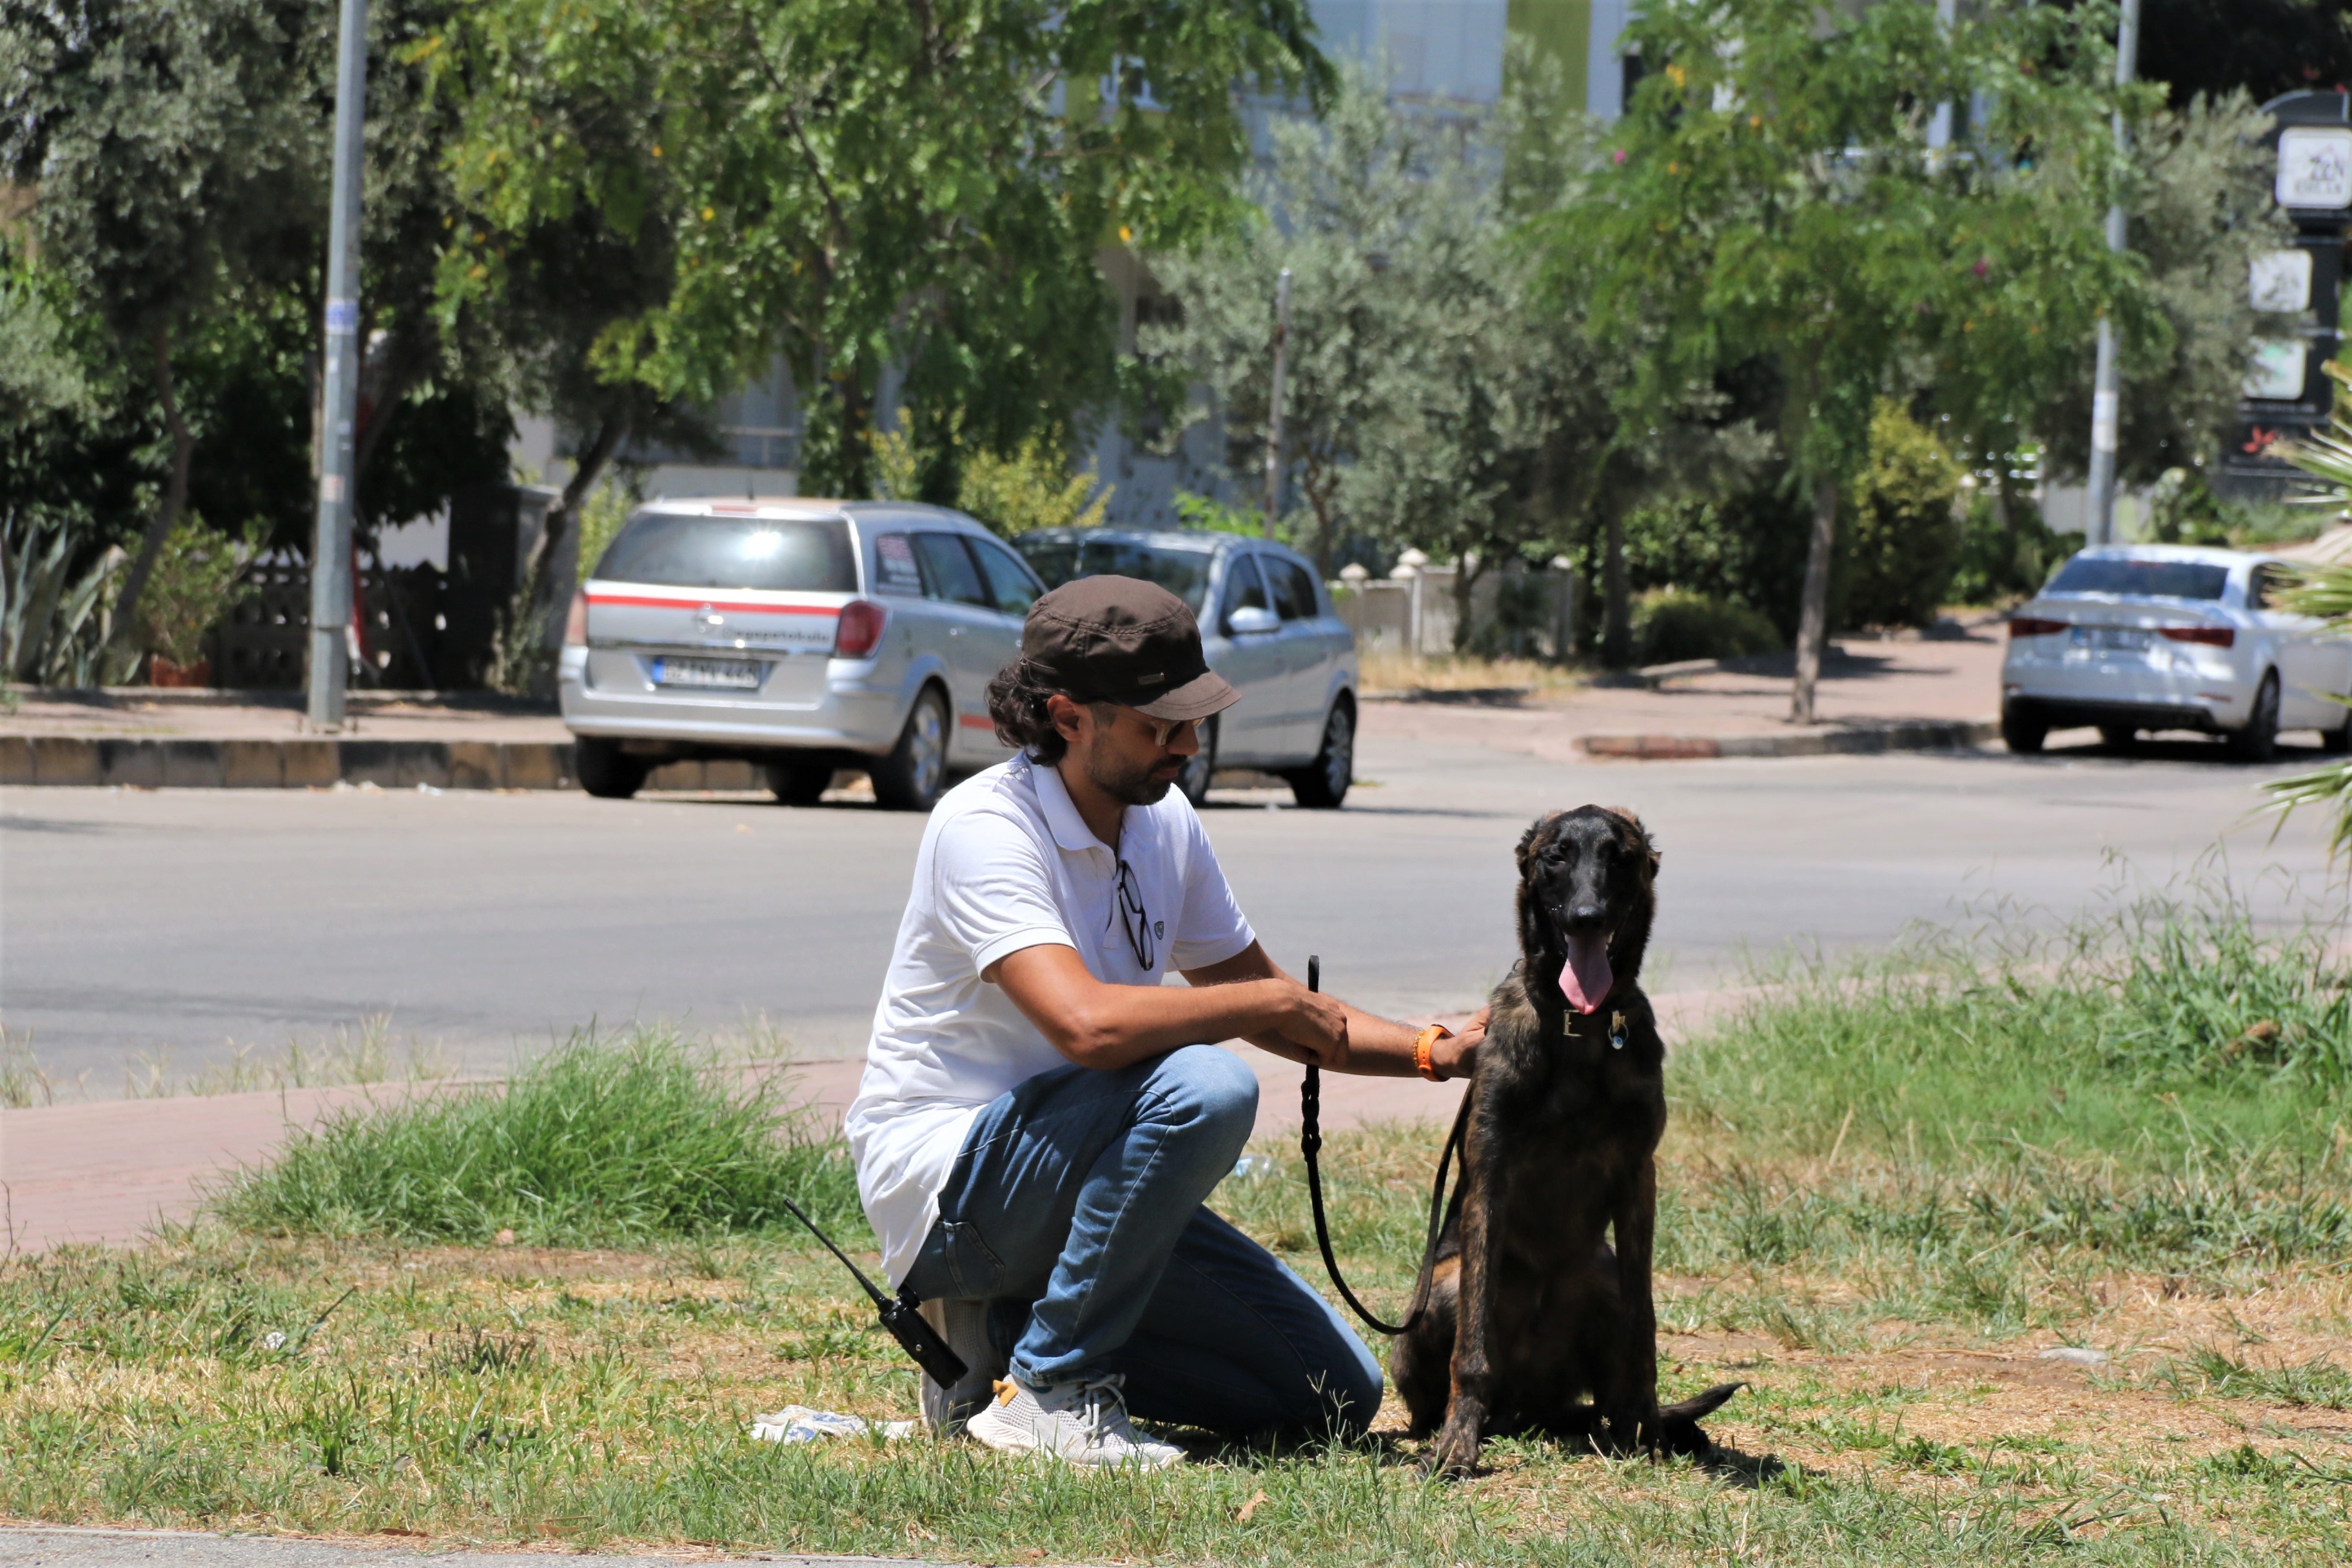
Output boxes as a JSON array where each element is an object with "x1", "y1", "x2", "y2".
[{"x1": 1177, "y1": 1427, "x2": 1787, "y2": 1488}]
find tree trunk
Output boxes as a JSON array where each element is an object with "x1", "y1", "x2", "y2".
[
  {"x1": 1600, "y1": 500, "x2": 1632, "y2": 668},
  {"x1": 104, "y1": 326, "x2": 195, "y2": 666},
  {"x1": 1790, "y1": 476, "x2": 1838, "y2": 724},
  {"x1": 1992, "y1": 458, "x2": 2022, "y2": 590},
  {"x1": 1451, "y1": 552, "x2": 1485, "y2": 654},
  {"x1": 522, "y1": 411, "x2": 627, "y2": 596}
]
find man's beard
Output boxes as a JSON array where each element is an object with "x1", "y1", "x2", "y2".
[{"x1": 1082, "y1": 745, "x2": 1175, "y2": 807}]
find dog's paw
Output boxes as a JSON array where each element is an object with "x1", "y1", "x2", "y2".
[{"x1": 1424, "y1": 1424, "x2": 1482, "y2": 1481}]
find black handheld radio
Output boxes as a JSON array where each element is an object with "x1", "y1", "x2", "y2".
[{"x1": 773, "y1": 1195, "x2": 968, "y2": 1389}]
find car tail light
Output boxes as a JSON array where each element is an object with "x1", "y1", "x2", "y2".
[
  {"x1": 2159, "y1": 625, "x2": 2234, "y2": 647},
  {"x1": 563, "y1": 589, "x2": 589, "y2": 648},
  {"x1": 2008, "y1": 616, "x2": 2067, "y2": 638},
  {"x1": 834, "y1": 599, "x2": 887, "y2": 658}
]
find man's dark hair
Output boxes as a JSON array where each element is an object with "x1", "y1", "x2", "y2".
[{"x1": 986, "y1": 658, "x2": 1110, "y2": 765}]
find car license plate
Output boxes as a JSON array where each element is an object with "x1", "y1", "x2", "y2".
[
  {"x1": 649, "y1": 656, "x2": 765, "y2": 690},
  {"x1": 2071, "y1": 625, "x2": 2150, "y2": 653}
]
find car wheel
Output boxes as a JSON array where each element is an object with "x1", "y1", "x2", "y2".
[
  {"x1": 1178, "y1": 717, "x2": 1217, "y2": 808},
  {"x1": 2098, "y1": 724, "x2": 2137, "y2": 752},
  {"x1": 2227, "y1": 671, "x2": 2282, "y2": 763},
  {"x1": 574, "y1": 738, "x2": 649, "y2": 799},
  {"x1": 1999, "y1": 705, "x2": 2047, "y2": 756},
  {"x1": 872, "y1": 686, "x2": 951, "y2": 811},
  {"x1": 2321, "y1": 698, "x2": 2352, "y2": 755},
  {"x1": 1288, "y1": 698, "x2": 1355, "y2": 809},
  {"x1": 765, "y1": 757, "x2": 831, "y2": 806}
]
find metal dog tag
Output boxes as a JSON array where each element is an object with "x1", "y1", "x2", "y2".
[{"x1": 1610, "y1": 1011, "x2": 1627, "y2": 1050}]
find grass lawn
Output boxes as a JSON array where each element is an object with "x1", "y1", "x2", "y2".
[{"x1": 5, "y1": 884, "x2": 2351, "y2": 1564}]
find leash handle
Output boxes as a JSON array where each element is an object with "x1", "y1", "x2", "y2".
[{"x1": 1298, "y1": 954, "x2": 1464, "y2": 1338}]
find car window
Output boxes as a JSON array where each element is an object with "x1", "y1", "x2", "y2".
[
  {"x1": 2046, "y1": 556, "x2": 2230, "y2": 602},
  {"x1": 1220, "y1": 553, "x2": 1271, "y2": 629},
  {"x1": 912, "y1": 532, "x2": 990, "y2": 608},
  {"x1": 871, "y1": 532, "x2": 925, "y2": 597},
  {"x1": 968, "y1": 534, "x2": 1044, "y2": 618},
  {"x1": 1269, "y1": 557, "x2": 1320, "y2": 622},
  {"x1": 1014, "y1": 537, "x2": 1218, "y2": 612},
  {"x1": 594, "y1": 514, "x2": 857, "y2": 593},
  {"x1": 2251, "y1": 564, "x2": 2296, "y2": 610}
]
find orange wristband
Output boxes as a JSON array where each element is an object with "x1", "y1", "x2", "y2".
[{"x1": 1414, "y1": 1024, "x2": 1453, "y2": 1083}]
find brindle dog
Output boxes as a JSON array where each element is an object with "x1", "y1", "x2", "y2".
[{"x1": 1393, "y1": 805, "x2": 1740, "y2": 1478}]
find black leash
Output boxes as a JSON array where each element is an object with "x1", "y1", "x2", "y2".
[
  {"x1": 1299, "y1": 955, "x2": 1470, "y2": 1338},
  {"x1": 770, "y1": 1192, "x2": 968, "y2": 1389}
]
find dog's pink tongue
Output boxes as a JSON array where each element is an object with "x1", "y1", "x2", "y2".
[{"x1": 1560, "y1": 934, "x2": 1613, "y2": 1015}]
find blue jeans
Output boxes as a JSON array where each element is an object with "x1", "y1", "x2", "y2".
[{"x1": 901, "y1": 1044, "x2": 1382, "y2": 1440}]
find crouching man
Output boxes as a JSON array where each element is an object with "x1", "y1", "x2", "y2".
[{"x1": 845, "y1": 576, "x2": 1480, "y2": 1468}]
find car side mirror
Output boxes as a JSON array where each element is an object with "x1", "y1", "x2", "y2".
[{"x1": 1226, "y1": 605, "x2": 1279, "y2": 636}]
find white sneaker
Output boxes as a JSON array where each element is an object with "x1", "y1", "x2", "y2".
[
  {"x1": 916, "y1": 1298, "x2": 1004, "y2": 1435},
  {"x1": 964, "y1": 1375, "x2": 1184, "y2": 1469}
]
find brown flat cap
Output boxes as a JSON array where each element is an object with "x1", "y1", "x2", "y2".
[{"x1": 1021, "y1": 575, "x2": 1239, "y2": 722}]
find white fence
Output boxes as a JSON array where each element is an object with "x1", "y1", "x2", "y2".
[{"x1": 1330, "y1": 552, "x2": 1578, "y2": 660}]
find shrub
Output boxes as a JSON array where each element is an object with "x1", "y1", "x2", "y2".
[
  {"x1": 1836, "y1": 400, "x2": 1963, "y2": 629},
  {"x1": 1948, "y1": 489, "x2": 2078, "y2": 605},
  {"x1": 139, "y1": 518, "x2": 259, "y2": 669},
  {"x1": 211, "y1": 1030, "x2": 867, "y2": 1247},
  {"x1": 1631, "y1": 589, "x2": 1783, "y2": 665},
  {"x1": 956, "y1": 435, "x2": 1110, "y2": 535},
  {"x1": 1622, "y1": 487, "x2": 1811, "y2": 640}
]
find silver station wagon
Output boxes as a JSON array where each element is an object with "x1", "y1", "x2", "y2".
[
  {"x1": 560, "y1": 499, "x2": 1042, "y2": 808},
  {"x1": 558, "y1": 502, "x2": 1361, "y2": 810},
  {"x1": 1016, "y1": 528, "x2": 1359, "y2": 808}
]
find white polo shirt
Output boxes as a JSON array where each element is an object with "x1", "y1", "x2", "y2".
[{"x1": 845, "y1": 752, "x2": 1256, "y2": 1283}]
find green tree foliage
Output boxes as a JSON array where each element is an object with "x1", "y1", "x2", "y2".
[
  {"x1": 1141, "y1": 71, "x2": 1425, "y2": 573},
  {"x1": 1547, "y1": 0, "x2": 2137, "y2": 717},
  {"x1": 438, "y1": 0, "x2": 1330, "y2": 507},
  {"x1": 1148, "y1": 57, "x2": 1763, "y2": 651},
  {"x1": 2028, "y1": 93, "x2": 2298, "y2": 490},
  {"x1": 2, "y1": 0, "x2": 319, "y2": 663}
]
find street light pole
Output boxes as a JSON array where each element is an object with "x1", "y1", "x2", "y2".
[
  {"x1": 1261, "y1": 267, "x2": 1291, "y2": 538},
  {"x1": 2084, "y1": 0, "x2": 2142, "y2": 548},
  {"x1": 307, "y1": 0, "x2": 368, "y2": 730}
]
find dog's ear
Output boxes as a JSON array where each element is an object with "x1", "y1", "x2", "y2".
[{"x1": 1605, "y1": 806, "x2": 1661, "y2": 876}]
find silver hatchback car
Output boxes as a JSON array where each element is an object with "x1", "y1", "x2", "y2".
[
  {"x1": 1015, "y1": 528, "x2": 1360, "y2": 808},
  {"x1": 559, "y1": 498, "x2": 1041, "y2": 808}
]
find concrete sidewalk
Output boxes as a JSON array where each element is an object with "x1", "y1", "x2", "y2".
[
  {"x1": 0, "y1": 623, "x2": 2004, "y2": 788},
  {"x1": 1366, "y1": 623, "x2": 2003, "y2": 762}
]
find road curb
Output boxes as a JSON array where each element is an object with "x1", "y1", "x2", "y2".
[
  {"x1": 0, "y1": 735, "x2": 583, "y2": 791},
  {"x1": 1578, "y1": 720, "x2": 1997, "y2": 760}
]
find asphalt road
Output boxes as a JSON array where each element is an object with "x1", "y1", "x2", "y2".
[{"x1": 4, "y1": 724, "x2": 2343, "y2": 1090}]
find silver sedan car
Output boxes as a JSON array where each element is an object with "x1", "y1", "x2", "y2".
[
  {"x1": 2000, "y1": 544, "x2": 2352, "y2": 760},
  {"x1": 1015, "y1": 528, "x2": 1360, "y2": 808},
  {"x1": 559, "y1": 498, "x2": 1041, "y2": 808}
]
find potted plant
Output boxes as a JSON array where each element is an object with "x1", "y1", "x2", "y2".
[{"x1": 139, "y1": 519, "x2": 259, "y2": 687}]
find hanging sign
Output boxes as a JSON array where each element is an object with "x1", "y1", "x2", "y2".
[{"x1": 2276, "y1": 126, "x2": 2352, "y2": 209}]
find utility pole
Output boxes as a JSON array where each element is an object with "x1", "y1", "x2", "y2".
[
  {"x1": 1261, "y1": 267, "x2": 1291, "y2": 538},
  {"x1": 308, "y1": 0, "x2": 368, "y2": 730},
  {"x1": 2084, "y1": 0, "x2": 2142, "y2": 547}
]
